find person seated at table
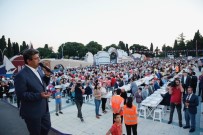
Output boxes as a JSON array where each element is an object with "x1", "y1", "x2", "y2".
[
  {"x1": 142, "y1": 86, "x2": 150, "y2": 100},
  {"x1": 149, "y1": 81, "x2": 155, "y2": 92},
  {"x1": 144, "y1": 83, "x2": 153, "y2": 95},
  {"x1": 153, "y1": 79, "x2": 162, "y2": 91},
  {"x1": 155, "y1": 70, "x2": 163, "y2": 79},
  {"x1": 161, "y1": 76, "x2": 168, "y2": 85},
  {"x1": 160, "y1": 83, "x2": 171, "y2": 110}
]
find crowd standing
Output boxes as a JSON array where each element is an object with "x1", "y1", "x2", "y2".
[{"x1": 1, "y1": 51, "x2": 203, "y2": 134}]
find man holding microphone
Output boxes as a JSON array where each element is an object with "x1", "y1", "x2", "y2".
[{"x1": 15, "y1": 49, "x2": 52, "y2": 135}]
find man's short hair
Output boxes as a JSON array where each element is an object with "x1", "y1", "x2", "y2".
[
  {"x1": 116, "y1": 88, "x2": 121, "y2": 95},
  {"x1": 114, "y1": 113, "x2": 120, "y2": 119},
  {"x1": 188, "y1": 86, "x2": 193, "y2": 90},
  {"x1": 23, "y1": 49, "x2": 39, "y2": 64}
]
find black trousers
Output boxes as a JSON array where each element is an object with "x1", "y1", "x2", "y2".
[
  {"x1": 24, "y1": 112, "x2": 51, "y2": 135},
  {"x1": 183, "y1": 85, "x2": 188, "y2": 96},
  {"x1": 125, "y1": 124, "x2": 137, "y2": 135},
  {"x1": 113, "y1": 113, "x2": 123, "y2": 124},
  {"x1": 169, "y1": 103, "x2": 182, "y2": 124},
  {"x1": 101, "y1": 98, "x2": 107, "y2": 111},
  {"x1": 198, "y1": 83, "x2": 203, "y2": 101},
  {"x1": 75, "y1": 99, "x2": 83, "y2": 118},
  {"x1": 198, "y1": 66, "x2": 202, "y2": 72},
  {"x1": 192, "y1": 86, "x2": 197, "y2": 95}
]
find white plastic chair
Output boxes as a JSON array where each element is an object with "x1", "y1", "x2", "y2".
[
  {"x1": 82, "y1": 94, "x2": 87, "y2": 103},
  {"x1": 156, "y1": 105, "x2": 166, "y2": 115},
  {"x1": 153, "y1": 109, "x2": 162, "y2": 122},
  {"x1": 139, "y1": 106, "x2": 147, "y2": 119}
]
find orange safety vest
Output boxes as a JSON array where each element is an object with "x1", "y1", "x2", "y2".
[
  {"x1": 123, "y1": 105, "x2": 138, "y2": 125},
  {"x1": 111, "y1": 96, "x2": 124, "y2": 115}
]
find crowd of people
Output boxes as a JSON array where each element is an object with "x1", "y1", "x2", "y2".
[{"x1": 1, "y1": 48, "x2": 203, "y2": 135}]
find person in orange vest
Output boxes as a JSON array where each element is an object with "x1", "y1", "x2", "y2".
[
  {"x1": 110, "y1": 89, "x2": 124, "y2": 123},
  {"x1": 123, "y1": 97, "x2": 138, "y2": 135}
]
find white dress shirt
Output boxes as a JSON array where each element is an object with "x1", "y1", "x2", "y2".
[{"x1": 26, "y1": 65, "x2": 42, "y2": 84}]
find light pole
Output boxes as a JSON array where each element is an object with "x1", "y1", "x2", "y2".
[
  {"x1": 0, "y1": 48, "x2": 7, "y2": 63},
  {"x1": 61, "y1": 44, "x2": 64, "y2": 59}
]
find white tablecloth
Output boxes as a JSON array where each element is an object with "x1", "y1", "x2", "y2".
[
  {"x1": 119, "y1": 74, "x2": 154, "y2": 91},
  {"x1": 141, "y1": 94, "x2": 163, "y2": 117}
]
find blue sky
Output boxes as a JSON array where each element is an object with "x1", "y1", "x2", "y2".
[{"x1": 0, "y1": 0, "x2": 203, "y2": 52}]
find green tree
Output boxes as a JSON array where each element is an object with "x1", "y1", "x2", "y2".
[
  {"x1": 103, "y1": 44, "x2": 120, "y2": 51},
  {"x1": 173, "y1": 40, "x2": 179, "y2": 57},
  {"x1": 12, "y1": 42, "x2": 20, "y2": 55},
  {"x1": 154, "y1": 46, "x2": 159, "y2": 56},
  {"x1": 7, "y1": 38, "x2": 13, "y2": 58},
  {"x1": 162, "y1": 44, "x2": 173, "y2": 57},
  {"x1": 173, "y1": 33, "x2": 186, "y2": 57},
  {"x1": 0, "y1": 35, "x2": 7, "y2": 63},
  {"x1": 118, "y1": 41, "x2": 126, "y2": 51},
  {"x1": 37, "y1": 44, "x2": 54, "y2": 58},
  {"x1": 85, "y1": 41, "x2": 102, "y2": 55},
  {"x1": 150, "y1": 43, "x2": 154, "y2": 52},
  {"x1": 20, "y1": 41, "x2": 28, "y2": 52},
  {"x1": 58, "y1": 42, "x2": 85, "y2": 59},
  {"x1": 129, "y1": 44, "x2": 148, "y2": 54},
  {"x1": 126, "y1": 44, "x2": 129, "y2": 56},
  {"x1": 192, "y1": 30, "x2": 203, "y2": 56},
  {"x1": 185, "y1": 40, "x2": 195, "y2": 56}
]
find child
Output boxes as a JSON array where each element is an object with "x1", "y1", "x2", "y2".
[
  {"x1": 55, "y1": 85, "x2": 63, "y2": 116},
  {"x1": 106, "y1": 113, "x2": 122, "y2": 135}
]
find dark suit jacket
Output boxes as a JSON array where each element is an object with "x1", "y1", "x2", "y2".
[
  {"x1": 154, "y1": 82, "x2": 160, "y2": 91},
  {"x1": 183, "y1": 94, "x2": 199, "y2": 114},
  {"x1": 181, "y1": 76, "x2": 191, "y2": 88},
  {"x1": 14, "y1": 66, "x2": 50, "y2": 119},
  {"x1": 199, "y1": 75, "x2": 203, "y2": 89},
  {"x1": 190, "y1": 75, "x2": 197, "y2": 88}
]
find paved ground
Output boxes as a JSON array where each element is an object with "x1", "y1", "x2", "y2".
[
  {"x1": 5, "y1": 67, "x2": 203, "y2": 135},
  {"x1": 0, "y1": 100, "x2": 61, "y2": 135},
  {"x1": 49, "y1": 67, "x2": 203, "y2": 135}
]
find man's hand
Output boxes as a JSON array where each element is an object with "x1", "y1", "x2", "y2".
[
  {"x1": 42, "y1": 66, "x2": 51, "y2": 77},
  {"x1": 41, "y1": 92, "x2": 52, "y2": 98}
]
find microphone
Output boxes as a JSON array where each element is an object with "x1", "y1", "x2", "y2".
[{"x1": 39, "y1": 63, "x2": 54, "y2": 74}]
